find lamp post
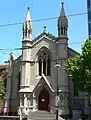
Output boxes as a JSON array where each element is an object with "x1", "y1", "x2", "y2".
[{"x1": 55, "y1": 57, "x2": 61, "y2": 120}]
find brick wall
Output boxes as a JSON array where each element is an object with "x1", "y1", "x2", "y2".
[{"x1": 0, "y1": 99, "x2": 4, "y2": 114}]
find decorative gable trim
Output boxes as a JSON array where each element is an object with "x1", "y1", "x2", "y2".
[
  {"x1": 32, "y1": 35, "x2": 55, "y2": 48},
  {"x1": 33, "y1": 31, "x2": 56, "y2": 42},
  {"x1": 33, "y1": 74, "x2": 54, "y2": 93}
]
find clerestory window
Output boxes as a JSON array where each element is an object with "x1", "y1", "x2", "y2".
[{"x1": 38, "y1": 50, "x2": 51, "y2": 76}]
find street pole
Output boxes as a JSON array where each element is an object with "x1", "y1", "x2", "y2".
[
  {"x1": 56, "y1": 63, "x2": 59, "y2": 120},
  {"x1": 55, "y1": 57, "x2": 60, "y2": 120}
]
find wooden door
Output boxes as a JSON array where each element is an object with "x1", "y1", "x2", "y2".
[{"x1": 38, "y1": 89, "x2": 49, "y2": 111}]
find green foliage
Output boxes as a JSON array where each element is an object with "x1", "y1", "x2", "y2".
[
  {"x1": 0, "y1": 70, "x2": 7, "y2": 99},
  {"x1": 0, "y1": 81, "x2": 5, "y2": 99},
  {"x1": 65, "y1": 37, "x2": 91, "y2": 95}
]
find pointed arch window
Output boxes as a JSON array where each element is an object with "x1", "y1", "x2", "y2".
[
  {"x1": 61, "y1": 26, "x2": 63, "y2": 35},
  {"x1": 47, "y1": 57, "x2": 50, "y2": 75},
  {"x1": 38, "y1": 50, "x2": 51, "y2": 76},
  {"x1": 43, "y1": 58, "x2": 46, "y2": 75},
  {"x1": 39, "y1": 59, "x2": 42, "y2": 76},
  {"x1": 64, "y1": 27, "x2": 65, "y2": 35}
]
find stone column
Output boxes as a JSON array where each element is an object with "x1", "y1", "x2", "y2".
[
  {"x1": 27, "y1": 94, "x2": 31, "y2": 107},
  {"x1": 20, "y1": 94, "x2": 23, "y2": 107},
  {"x1": 18, "y1": 94, "x2": 24, "y2": 120},
  {"x1": 24, "y1": 94, "x2": 28, "y2": 107},
  {"x1": 28, "y1": 94, "x2": 34, "y2": 113},
  {"x1": 33, "y1": 92, "x2": 37, "y2": 111}
]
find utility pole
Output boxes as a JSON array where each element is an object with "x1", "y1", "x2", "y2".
[{"x1": 55, "y1": 56, "x2": 61, "y2": 120}]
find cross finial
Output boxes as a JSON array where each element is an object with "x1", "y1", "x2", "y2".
[
  {"x1": 43, "y1": 25, "x2": 46, "y2": 32},
  {"x1": 61, "y1": 2, "x2": 64, "y2": 7},
  {"x1": 28, "y1": 7, "x2": 30, "y2": 11}
]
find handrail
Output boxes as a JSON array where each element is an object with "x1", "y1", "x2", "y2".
[{"x1": 0, "y1": 115, "x2": 19, "y2": 118}]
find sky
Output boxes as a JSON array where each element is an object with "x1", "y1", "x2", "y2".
[{"x1": 0, "y1": 0, "x2": 88, "y2": 63}]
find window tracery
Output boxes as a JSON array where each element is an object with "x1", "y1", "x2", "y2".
[{"x1": 38, "y1": 50, "x2": 51, "y2": 76}]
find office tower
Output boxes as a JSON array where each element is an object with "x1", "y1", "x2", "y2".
[{"x1": 87, "y1": 0, "x2": 91, "y2": 35}]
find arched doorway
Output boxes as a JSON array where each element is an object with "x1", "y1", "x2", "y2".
[{"x1": 38, "y1": 89, "x2": 49, "y2": 111}]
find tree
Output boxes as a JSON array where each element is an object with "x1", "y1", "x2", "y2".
[
  {"x1": 64, "y1": 37, "x2": 91, "y2": 118},
  {"x1": 0, "y1": 81, "x2": 5, "y2": 99},
  {"x1": 0, "y1": 70, "x2": 7, "y2": 99},
  {"x1": 65, "y1": 37, "x2": 91, "y2": 94}
]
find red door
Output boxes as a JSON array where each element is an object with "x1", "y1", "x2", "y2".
[{"x1": 38, "y1": 89, "x2": 49, "y2": 111}]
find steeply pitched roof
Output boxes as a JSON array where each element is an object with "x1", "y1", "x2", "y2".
[
  {"x1": 33, "y1": 31, "x2": 57, "y2": 43},
  {"x1": 60, "y1": 2, "x2": 66, "y2": 17},
  {"x1": 25, "y1": 7, "x2": 31, "y2": 22},
  {"x1": 33, "y1": 74, "x2": 54, "y2": 92},
  {"x1": 68, "y1": 47, "x2": 79, "y2": 57}
]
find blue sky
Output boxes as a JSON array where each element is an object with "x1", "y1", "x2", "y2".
[{"x1": 0, "y1": 0, "x2": 88, "y2": 63}]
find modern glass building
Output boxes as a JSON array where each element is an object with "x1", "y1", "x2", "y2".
[{"x1": 87, "y1": 0, "x2": 91, "y2": 35}]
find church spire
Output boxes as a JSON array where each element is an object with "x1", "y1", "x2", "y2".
[
  {"x1": 25, "y1": 7, "x2": 31, "y2": 21},
  {"x1": 60, "y1": 2, "x2": 65, "y2": 17},
  {"x1": 22, "y1": 7, "x2": 32, "y2": 40},
  {"x1": 58, "y1": 2, "x2": 68, "y2": 37}
]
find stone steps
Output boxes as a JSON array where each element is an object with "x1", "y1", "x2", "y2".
[{"x1": 28, "y1": 110, "x2": 56, "y2": 120}]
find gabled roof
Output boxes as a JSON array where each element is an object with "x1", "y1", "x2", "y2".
[
  {"x1": 33, "y1": 31, "x2": 57, "y2": 43},
  {"x1": 68, "y1": 47, "x2": 79, "y2": 57},
  {"x1": 33, "y1": 74, "x2": 54, "y2": 92},
  {"x1": 31, "y1": 31, "x2": 57, "y2": 47},
  {"x1": 14, "y1": 55, "x2": 22, "y2": 65}
]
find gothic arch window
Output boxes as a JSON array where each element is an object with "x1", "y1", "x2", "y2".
[
  {"x1": 38, "y1": 49, "x2": 51, "y2": 76},
  {"x1": 64, "y1": 27, "x2": 65, "y2": 35},
  {"x1": 61, "y1": 26, "x2": 63, "y2": 35},
  {"x1": 47, "y1": 57, "x2": 50, "y2": 75}
]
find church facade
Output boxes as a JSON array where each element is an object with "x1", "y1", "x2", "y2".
[{"x1": 4, "y1": 3, "x2": 89, "y2": 120}]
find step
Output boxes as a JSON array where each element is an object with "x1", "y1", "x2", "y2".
[{"x1": 28, "y1": 110, "x2": 56, "y2": 120}]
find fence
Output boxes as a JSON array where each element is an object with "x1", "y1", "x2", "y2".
[
  {"x1": 71, "y1": 98, "x2": 84, "y2": 110},
  {"x1": 0, "y1": 116, "x2": 19, "y2": 120},
  {"x1": 0, "y1": 106, "x2": 30, "y2": 120},
  {"x1": 0, "y1": 105, "x2": 19, "y2": 120}
]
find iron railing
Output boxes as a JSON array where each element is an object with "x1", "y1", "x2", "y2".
[
  {"x1": 0, "y1": 116, "x2": 19, "y2": 120},
  {"x1": 71, "y1": 98, "x2": 84, "y2": 110}
]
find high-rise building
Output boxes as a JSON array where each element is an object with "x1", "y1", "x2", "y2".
[{"x1": 87, "y1": 0, "x2": 91, "y2": 35}]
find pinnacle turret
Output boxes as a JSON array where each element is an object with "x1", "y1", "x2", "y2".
[
  {"x1": 58, "y1": 2, "x2": 68, "y2": 37},
  {"x1": 25, "y1": 7, "x2": 31, "y2": 21},
  {"x1": 60, "y1": 2, "x2": 65, "y2": 17},
  {"x1": 22, "y1": 7, "x2": 32, "y2": 40}
]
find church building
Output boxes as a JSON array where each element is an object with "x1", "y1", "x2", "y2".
[{"x1": 4, "y1": 3, "x2": 89, "y2": 120}]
